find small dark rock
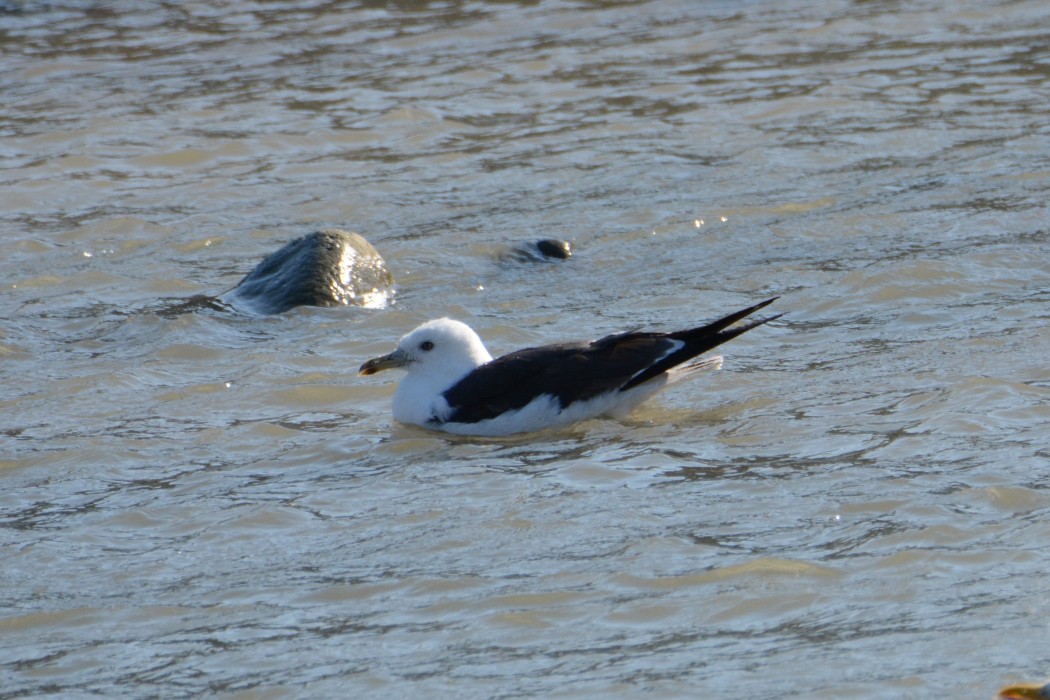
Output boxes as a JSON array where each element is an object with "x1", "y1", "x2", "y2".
[
  {"x1": 500, "y1": 239, "x2": 574, "y2": 263},
  {"x1": 534, "y1": 239, "x2": 572, "y2": 260}
]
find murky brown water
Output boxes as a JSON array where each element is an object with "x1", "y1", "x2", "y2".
[{"x1": 3, "y1": 1, "x2": 1050, "y2": 697}]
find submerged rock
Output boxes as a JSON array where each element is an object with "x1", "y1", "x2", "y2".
[
  {"x1": 499, "y1": 238, "x2": 573, "y2": 263},
  {"x1": 222, "y1": 228, "x2": 394, "y2": 315},
  {"x1": 534, "y1": 239, "x2": 573, "y2": 259}
]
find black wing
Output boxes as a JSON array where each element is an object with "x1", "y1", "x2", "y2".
[
  {"x1": 439, "y1": 336, "x2": 679, "y2": 425},
  {"x1": 439, "y1": 297, "x2": 780, "y2": 425}
]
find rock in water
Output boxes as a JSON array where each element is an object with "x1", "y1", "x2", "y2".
[
  {"x1": 499, "y1": 238, "x2": 573, "y2": 263},
  {"x1": 534, "y1": 239, "x2": 573, "y2": 260},
  {"x1": 223, "y1": 228, "x2": 394, "y2": 315}
]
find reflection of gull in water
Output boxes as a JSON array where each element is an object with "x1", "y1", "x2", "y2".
[{"x1": 360, "y1": 298, "x2": 780, "y2": 436}]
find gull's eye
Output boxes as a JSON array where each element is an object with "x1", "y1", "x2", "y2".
[{"x1": 420, "y1": 340, "x2": 435, "y2": 352}]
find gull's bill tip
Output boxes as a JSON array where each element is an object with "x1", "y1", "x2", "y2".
[{"x1": 359, "y1": 348, "x2": 411, "y2": 376}]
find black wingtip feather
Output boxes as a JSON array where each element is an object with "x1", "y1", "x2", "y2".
[
  {"x1": 670, "y1": 296, "x2": 779, "y2": 341},
  {"x1": 620, "y1": 298, "x2": 781, "y2": 391}
]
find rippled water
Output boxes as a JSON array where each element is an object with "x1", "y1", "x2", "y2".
[{"x1": 3, "y1": 1, "x2": 1050, "y2": 697}]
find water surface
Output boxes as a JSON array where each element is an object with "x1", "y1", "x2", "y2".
[{"x1": 3, "y1": 1, "x2": 1050, "y2": 697}]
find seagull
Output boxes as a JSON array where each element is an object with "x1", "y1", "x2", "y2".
[{"x1": 359, "y1": 297, "x2": 781, "y2": 436}]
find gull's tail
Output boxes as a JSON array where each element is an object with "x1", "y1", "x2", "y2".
[{"x1": 621, "y1": 297, "x2": 781, "y2": 391}]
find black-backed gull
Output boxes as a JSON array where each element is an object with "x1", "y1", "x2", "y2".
[{"x1": 360, "y1": 298, "x2": 781, "y2": 436}]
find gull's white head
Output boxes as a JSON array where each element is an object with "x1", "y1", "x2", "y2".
[
  {"x1": 360, "y1": 319, "x2": 494, "y2": 426},
  {"x1": 360, "y1": 318, "x2": 493, "y2": 378}
]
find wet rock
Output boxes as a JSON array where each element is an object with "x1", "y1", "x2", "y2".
[
  {"x1": 222, "y1": 228, "x2": 394, "y2": 315},
  {"x1": 535, "y1": 239, "x2": 573, "y2": 259},
  {"x1": 499, "y1": 238, "x2": 573, "y2": 263}
]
